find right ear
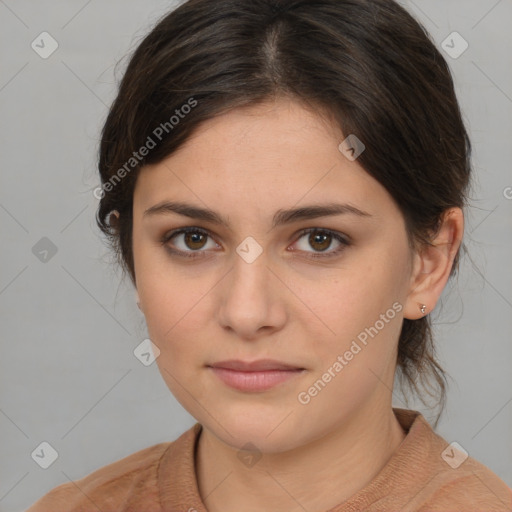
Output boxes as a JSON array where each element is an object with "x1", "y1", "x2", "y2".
[{"x1": 108, "y1": 210, "x2": 120, "y2": 231}]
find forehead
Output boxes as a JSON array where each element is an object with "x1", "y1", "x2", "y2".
[
  {"x1": 133, "y1": 99, "x2": 394, "y2": 224},
  {"x1": 166, "y1": 98, "x2": 342, "y2": 167}
]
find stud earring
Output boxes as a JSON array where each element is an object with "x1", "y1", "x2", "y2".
[{"x1": 419, "y1": 304, "x2": 427, "y2": 314}]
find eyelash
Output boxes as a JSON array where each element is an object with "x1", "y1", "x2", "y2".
[{"x1": 160, "y1": 227, "x2": 350, "y2": 260}]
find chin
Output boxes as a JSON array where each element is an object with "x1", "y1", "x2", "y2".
[{"x1": 200, "y1": 405, "x2": 307, "y2": 454}]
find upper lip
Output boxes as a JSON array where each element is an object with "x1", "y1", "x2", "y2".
[{"x1": 208, "y1": 359, "x2": 304, "y2": 371}]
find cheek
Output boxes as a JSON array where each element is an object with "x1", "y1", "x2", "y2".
[
  {"x1": 141, "y1": 279, "x2": 209, "y2": 408},
  {"x1": 311, "y1": 267, "x2": 388, "y2": 335},
  {"x1": 137, "y1": 267, "x2": 215, "y2": 369},
  {"x1": 134, "y1": 240, "x2": 197, "y2": 337},
  {"x1": 308, "y1": 259, "x2": 404, "y2": 372},
  {"x1": 142, "y1": 287, "x2": 202, "y2": 355}
]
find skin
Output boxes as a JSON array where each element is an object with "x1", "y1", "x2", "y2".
[{"x1": 131, "y1": 97, "x2": 463, "y2": 512}]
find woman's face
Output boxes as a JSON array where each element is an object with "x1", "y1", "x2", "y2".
[{"x1": 132, "y1": 98, "x2": 416, "y2": 453}]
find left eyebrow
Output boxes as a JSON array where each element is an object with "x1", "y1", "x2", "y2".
[{"x1": 143, "y1": 201, "x2": 372, "y2": 229}]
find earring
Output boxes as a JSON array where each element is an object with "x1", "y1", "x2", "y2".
[{"x1": 419, "y1": 304, "x2": 427, "y2": 314}]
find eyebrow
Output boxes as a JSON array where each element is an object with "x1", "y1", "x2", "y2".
[{"x1": 143, "y1": 201, "x2": 372, "y2": 229}]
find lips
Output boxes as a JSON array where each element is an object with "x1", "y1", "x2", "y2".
[
  {"x1": 207, "y1": 359, "x2": 306, "y2": 392},
  {"x1": 208, "y1": 359, "x2": 304, "y2": 372}
]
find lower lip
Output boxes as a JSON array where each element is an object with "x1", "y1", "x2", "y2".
[{"x1": 209, "y1": 367, "x2": 305, "y2": 392}]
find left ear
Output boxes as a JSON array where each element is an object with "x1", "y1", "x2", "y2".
[
  {"x1": 135, "y1": 290, "x2": 143, "y2": 313},
  {"x1": 403, "y1": 207, "x2": 464, "y2": 320}
]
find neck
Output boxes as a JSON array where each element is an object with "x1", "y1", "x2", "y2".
[{"x1": 196, "y1": 400, "x2": 406, "y2": 512}]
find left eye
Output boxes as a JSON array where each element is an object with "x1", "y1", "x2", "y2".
[
  {"x1": 292, "y1": 228, "x2": 349, "y2": 259},
  {"x1": 160, "y1": 227, "x2": 349, "y2": 259}
]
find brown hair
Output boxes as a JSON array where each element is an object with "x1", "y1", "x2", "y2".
[{"x1": 96, "y1": 0, "x2": 472, "y2": 423}]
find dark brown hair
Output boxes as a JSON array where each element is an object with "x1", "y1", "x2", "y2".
[{"x1": 96, "y1": 0, "x2": 472, "y2": 423}]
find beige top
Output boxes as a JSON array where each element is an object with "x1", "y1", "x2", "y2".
[{"x1": 27, "y1": 408, "x2": 512, "y2": 511}]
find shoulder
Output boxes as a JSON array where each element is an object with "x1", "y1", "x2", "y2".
[
  {"x1": 417, "y1": 424, "x2": 512, "y2": 511},
  {"x1": 391, "y1": 409, "x2": 512, "y2": 511},
  {"x1": 26, "y1": 441, "x2": 172, "y2": 512},
  {"x1": 419, "y1": 456, "x2": 512, "y2": 511}
]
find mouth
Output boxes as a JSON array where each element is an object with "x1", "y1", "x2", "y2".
[{"x1": 206, "y1": 359, "x2": 306, "y2": 392}]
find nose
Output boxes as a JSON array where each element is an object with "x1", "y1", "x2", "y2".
[{"x1": 216, "y1": 250, "x2": 287, "y2": 340}]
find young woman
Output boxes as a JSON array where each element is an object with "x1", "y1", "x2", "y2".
[{"x1": 28, "y1": 0, "x2": 512, "y2": 510}]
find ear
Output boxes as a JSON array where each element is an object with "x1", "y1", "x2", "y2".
[
  {"x1": 108, "y1": 210, "x2": 120, "y2": 231},
  {"x1": 135, "y1": 290, "x2": 143, "y2": 312},
  {"x1": 403, "y1": 207, "x2": 464, "y2": 320}
]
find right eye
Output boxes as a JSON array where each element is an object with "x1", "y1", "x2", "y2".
[{"x1": 160, "y1": 227, "x2": 220, "y2": 259}]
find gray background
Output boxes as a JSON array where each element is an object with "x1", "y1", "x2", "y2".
[{"x1": 1, "y1": 0, "x2": 511, "y2": 510}]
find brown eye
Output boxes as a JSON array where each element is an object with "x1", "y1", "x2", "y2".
[
  {"x1": 308, "y1": 231, "x2": 332, "y2": 252},
  {"x1": 160, "y1": 226, "x2": 350, "y2": 261},
  {"x1": 292, "y1": 228, "x2": 350, "y2": 259},
  {"x1": 183, "y1": 231, "x2": 208, "y2": 250},
  {"x1": 161, "y1": 227, "x2": 218, "y2": 259}
]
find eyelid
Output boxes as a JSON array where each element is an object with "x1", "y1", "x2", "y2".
[
  {"x1": 160, "y1": 226, "x2": 220, "y2": 255},
  {"x1": 294, "y1": 227, "x2": 351, "y2": 245},
  {"x1": 290, "y1": 227, "x2": 350, "y2": 259},
  {"x1": 160, "y1": 226, "x2": 350, "y2": 259}
]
